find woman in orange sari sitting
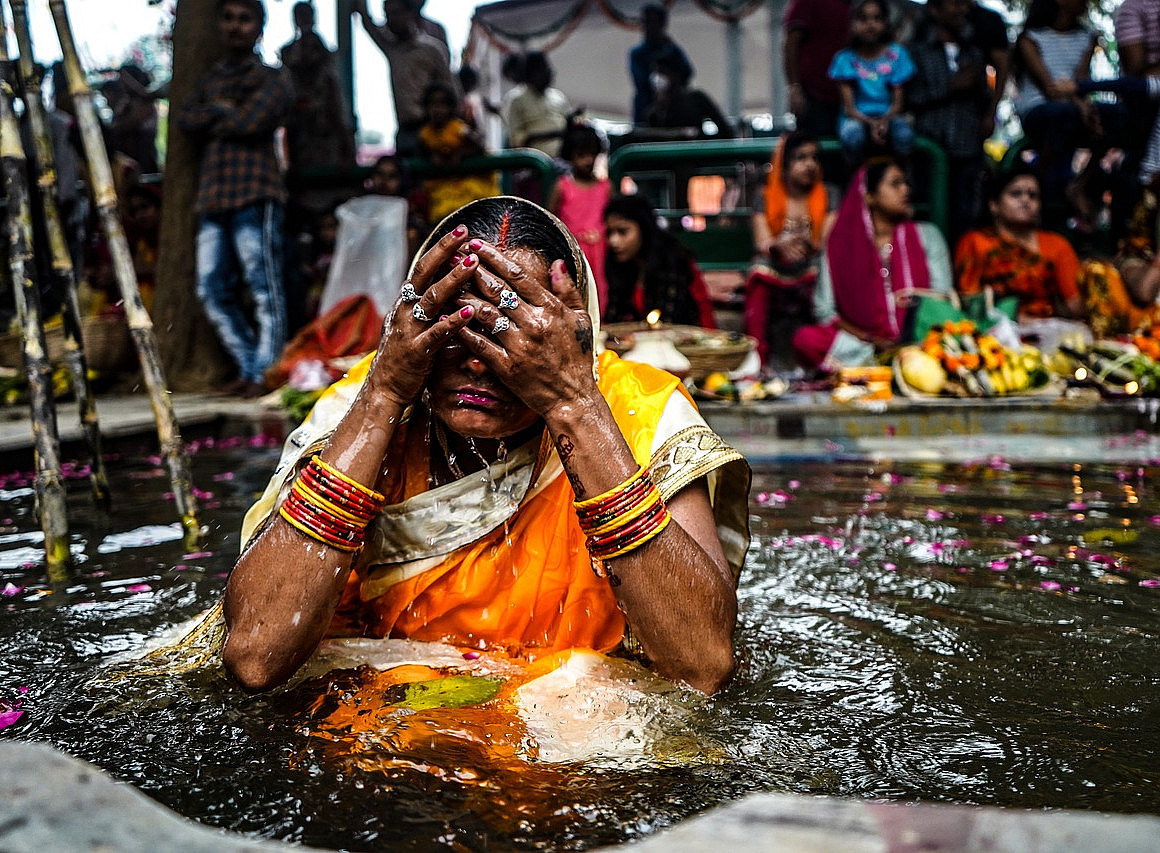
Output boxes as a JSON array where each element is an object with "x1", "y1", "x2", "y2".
[
  {"x1": 954, "y1": 168, "x2": 1084, "y2": 321},
  {"x1": 223, "y1": 197, "x2": 749, "y2": 697},
  {"x1": 744, "y1": 132, "x2": 838, "y2": 368}
]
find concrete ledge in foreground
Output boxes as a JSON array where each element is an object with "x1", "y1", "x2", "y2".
[
  {"x1": 0, "y1": 740, "x2": 318, "y2": 853},
  {"x1": 4, "y1": 740, "x2": 1159, "y2": 853},
  {"x1": 618, "y1": 789, "x2": 1160, "y2": 853}
]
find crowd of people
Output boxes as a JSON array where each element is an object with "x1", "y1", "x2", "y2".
[{"x1": 30, "y1": 0, "x2": 1160, "y2": 395}]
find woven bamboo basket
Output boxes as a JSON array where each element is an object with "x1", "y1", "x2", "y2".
[
  {"x1": 601, "y1": 322, "x2": 755, "y2": 380},
  {"x1": 0, "y1": 315, "x2": 134, "y2": 374}
]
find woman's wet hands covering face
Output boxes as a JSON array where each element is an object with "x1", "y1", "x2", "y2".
[
  {"x1": 367, "y1": 224, "x2": 480, "y2": 408},
  {"x1": 450, "y1": 239, "x2": 598, "y2": 421}
]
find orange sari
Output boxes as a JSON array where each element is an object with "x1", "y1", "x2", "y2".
[{"x1": 243, "y1": 349, "x2": 750, "y2": 661}]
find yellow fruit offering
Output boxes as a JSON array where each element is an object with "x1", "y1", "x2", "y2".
[
  {"x1": 702, "y1": 372, "x2": 730, "y2": 393},
  {"x1": 897, "y1": 346, "x2": 947, "y2": 394}
]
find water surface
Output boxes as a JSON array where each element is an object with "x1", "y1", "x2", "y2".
[{"x1": 2, "y1": 435, "x2": 1159, "y2": 850}]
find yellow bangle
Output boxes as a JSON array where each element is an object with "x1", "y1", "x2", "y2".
[
  {"x1": 293, "y1": 480, "x2": 369, "y2": 525},
  {"x1": 585, "y1": 488, "x2": 662, "y2": 536},
  {"x1": 312, "y1": 455, "x2": 387, "y2": 503},
  {"x1": 573, "y1": 464, "x2": 649, "y2": 510},
  {"x1": 598, "y1": 510, "x2": 672, "y2": 560},
  {"x1": 278, "y1": 503, "x2": 363, "y2": 552}
]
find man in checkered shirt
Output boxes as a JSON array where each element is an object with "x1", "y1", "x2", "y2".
[{"x1": 177, "y1": 0, "x2": 293, "y2": 398}]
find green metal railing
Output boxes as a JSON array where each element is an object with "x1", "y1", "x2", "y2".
[{"x1": 608, "y1": 137, "x2": 950, "y2": 269}]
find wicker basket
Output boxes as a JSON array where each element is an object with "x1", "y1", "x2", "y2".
[
  {"x1": 601, "y1": 322, "x2": 755, "y2": 380},
  {"x1": 0, "y1": 315, "x2": 134, "y2": 374}
]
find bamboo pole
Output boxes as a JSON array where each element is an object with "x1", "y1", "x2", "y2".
[
  {"x1": 0, "y1": 36, "x2": 70, "y2": 575},
  {"x1": 7, "y1": 0, "x2": 110, "y2": 509},
  {"x1": 47, "y1": 0, "x2": 203, "y2": 548}
]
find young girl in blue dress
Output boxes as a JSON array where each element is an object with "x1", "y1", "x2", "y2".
[{"x1": 828, "y1": 0, "x2": 916, "y2": 163}]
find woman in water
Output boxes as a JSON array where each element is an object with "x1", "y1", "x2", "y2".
[{"x1": 223, "y1": 196, "x2": 749, "y2": 696}]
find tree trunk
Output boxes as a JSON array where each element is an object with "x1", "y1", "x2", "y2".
[{"x1": 154, "y1": 0, "x2": 232, "y2": 391}]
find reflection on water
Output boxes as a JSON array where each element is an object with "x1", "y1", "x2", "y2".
[{"x1": 2, "y1": 436, "x2": 1160, "y2": 850}]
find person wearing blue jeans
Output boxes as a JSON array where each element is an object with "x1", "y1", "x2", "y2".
[
  {"x1": 176, "y1": 0, "x2": 293, "y2": 397},
  {"x1": 196, "y1": 201, "x2": 286, "y2": 390}
]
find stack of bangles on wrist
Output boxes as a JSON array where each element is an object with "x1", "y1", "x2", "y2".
[
  {"x1": 574, "y1": 464, "x2": 671, "y2": 561},
  {"x1": 278, "y1": 456, "x2": 387, "y2": 552}
]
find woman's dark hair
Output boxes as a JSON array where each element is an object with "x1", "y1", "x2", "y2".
[
  {"x1": 984, "y1": 164, "x2": 1040, "y2": 203},
  {"x1": 602, "y1": 194, "x2": 702, "y2": 325},
  {"x1": 1023, "y1": 0, "x2": 1068, "y2": 30},
  {"x1": 862, "y1": 155, "x2": 904, "y2": 195},
  {"x1": 780, "y1": 130, "x2": 818, "y2": 177},
  {"x1": 427, "y1": 197, "x2": 583, "y2": 295},
  {"x1": 849, "y1": 0, "x2": 893, "y2": 45},
  {"x1": 560, "y1": 124, "x2": 604, "y2": 162}
]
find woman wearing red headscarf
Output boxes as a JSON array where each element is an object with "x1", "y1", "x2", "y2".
[
  {"x1": 744, "y1": 132, "x2": 838, "y2": 366},
  {"x1": 792, "y1": 158, "x2": 953, "y2": 370}
]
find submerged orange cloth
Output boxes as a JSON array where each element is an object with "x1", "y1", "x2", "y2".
[
  {"x1": 955, "y1": 228, "x2": 1081, "y2": 319},
  {"x1": 330, "y1": 350, "x2": 690, "y2": 660}
]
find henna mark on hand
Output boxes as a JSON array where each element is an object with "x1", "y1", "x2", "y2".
[
  {"x1": 575, "y1": 319, "x2": 592, "y2": 355},
  {"x1": 555, "y1": 434, "x2": 583, "y2": 492}
]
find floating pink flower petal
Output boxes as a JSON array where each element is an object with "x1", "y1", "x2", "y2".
[
  {"x1": 212, "y1": 472, "x2": 235, "y2": 482},
  {"x1": 126, "y1": 583, "x2": 152, "y2": 593},
  {"x1": 1139, "y1": 579, "x2": 1160, "y2": 588},
  {"x1": 989, "y1": 559, "x2": 1009, "y2": 571},
  {"x1": 0, "y1": 709, "x2": 23, "y2": 730},
  {"x1": 982, "y1": 514, "x2": 1006, "y2": 525},
  {"x1": 883, "y1": 562, "x2": 897, "y2": 572},
  {"x1": 192, "y1": 488, "x2": 215, "y2": 500},
  {"x1": 1, "y1": 582, "x2": 23, "y2": 596},
  {"x1": 937, "y1": 483, "x2": 959, "y2": 494},
  {"x1": 755, "y1": 491, "x2": 772, "y2": 506},
  {"x1": 1040, "y1": 580, "x2": 1061, "y2": 591},
  {"x1": 956, "y1": 566, "x2": 972, "y2": 574},
  {"x1": 1030, "y1": 555, "x2": 1054, "y2": 566},
  {"x1": 987, "y1": 456, "x2": 1012, "y2": 471},
  {"x1": 1029, "y1": 511, "x2": 1049, "y2": 521},
  {"x1": 1067, "y1": 501, "x2": 1088, "y2": 511},
  {"x1": 183, "y1": 551, "x2": 213, "y2": 559},
  {"x1": 1149, "y1": 515, "x2": 1160, "y2": 526},
  {"x1": 925, "y1": 508, "x2": 945, "y2": 521},
  {"x1": 788, "y1": 480, "x2": 800, "y2": 490},
  {"x1": 462, "y1": 651, "x2": 480, "y2": 659},
  {"x1": 865, "y1": 491, "x2": 884, "y2": 502}
]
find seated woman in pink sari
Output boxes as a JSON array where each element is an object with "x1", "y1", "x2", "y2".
[
  {"x1": 792, "y1": 158, "x2": 953, "y2": 370},
  {"x1": 744, "y1": 132, "x2": 839, "y2": 367}
]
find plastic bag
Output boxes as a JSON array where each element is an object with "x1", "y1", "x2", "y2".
[{"x1": 318, "y1": 195, "x2": 409, "y2": 317}]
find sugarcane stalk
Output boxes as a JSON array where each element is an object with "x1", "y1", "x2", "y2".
[
  {"x1": 47, "y1": 0, "x2": 202, "y2": 547},
  {"x1": 7, "y1": 0, "x2": 110, "y2": 509},
  {"x1": 0, "y1": 47, "x2": 69, "y2": 576}
]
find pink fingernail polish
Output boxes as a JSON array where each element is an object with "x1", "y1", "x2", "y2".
[
  {"x1": 460, "y1": 305, "x2": 473, "y2": 318},
  {"x1": 453, "y1": 225, "x2": 467, "y2": 237},
  {"x1": 439, "y1": 314, "x2": 448, "y2": 321},
  {"x1": 468, "y1": 239, "x2": 483, "y2": 251},
  {"x1": 452, "y1": 253, "x2": 465, "y2": 263},
  {"x1": 462, "y1": 255, "x2": 477, "y2": 268}
]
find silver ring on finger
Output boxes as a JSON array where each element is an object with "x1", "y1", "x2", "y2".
[
  {"x1": 412, "y1": 303, "x2": 431, "y2": 322},
  {"x1": 400, "y1": 281, "x2": 420, "y2": 303},
  {"x1": 497, "y1": 289, "x2": 519, "y2": 311},
  {"x1": 491, "y1": 315, "x2": 511, "y2": 335}
]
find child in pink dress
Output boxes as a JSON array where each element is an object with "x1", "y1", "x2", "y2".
[{"x1": 549, "y1": 125, "x2": 611, "y2": 311}]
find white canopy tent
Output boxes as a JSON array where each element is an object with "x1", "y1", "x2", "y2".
[{"x1": 465, "y1": 0, "x2": 792, "y2": 144}]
